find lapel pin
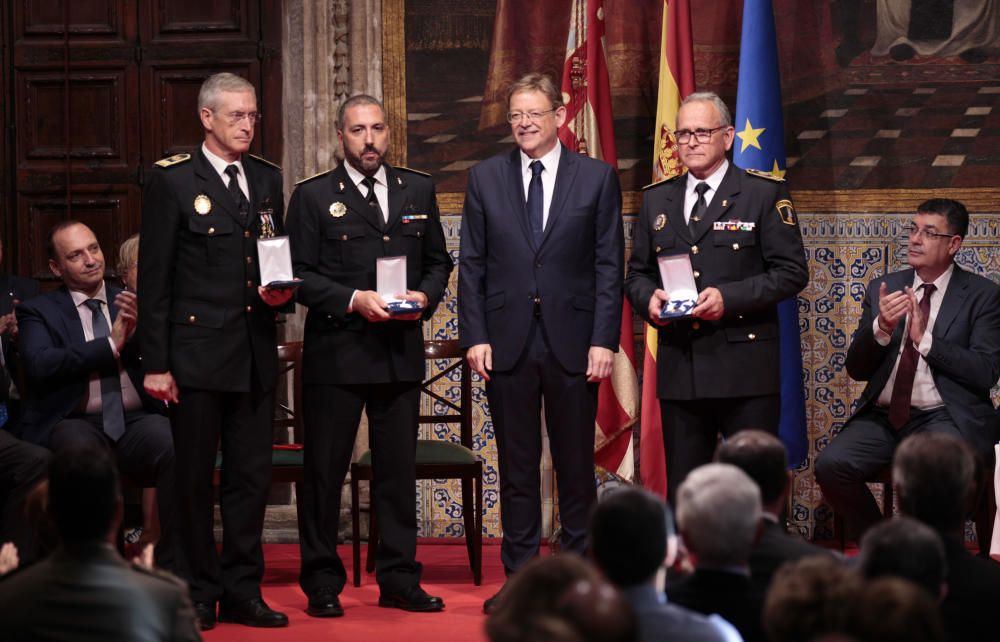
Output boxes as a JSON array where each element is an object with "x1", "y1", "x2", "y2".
[
  {"x1": 339, "y1": 181, "x2": 345, "y2": 191},
  {"x1": 194, "y1": 194, "x2": 212, "y2": 215},
  {"x1": 329, "y1": 202, "x2": 346, "y2": 218}
]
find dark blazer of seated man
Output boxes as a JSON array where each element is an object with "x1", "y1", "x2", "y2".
[
  {"x1": 16, "y1": 221, "x2": 176, "y2": 569},
  {"x1": 717, "y1": 430, "x2": 836, "y2": 595},
  {"x1": 815, "y1": 198, "x2": 1000, "y2": 540},
  {"x1": 0, "y1": 447, "x2": 200, "y2": 642}
]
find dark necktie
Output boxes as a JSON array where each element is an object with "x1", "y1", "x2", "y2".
[
  {"x1": 689, "y1": 181, "x2": 710, "y2": 237},
  {"x1": 84, "y1": 299, "x2": 125, "y2": 441},
  {"x1": 362, "y1": 176, "x2": 384, "y2": 223},
  {"x1": 224, "y1": 164, "x2": 249, "y2": 225},
  {"x1": 888, "y1": 283, "x2": 936, "y2": 430},
  {"x1": 527, "y1": 160, "x2": 544, "y2": 243}
]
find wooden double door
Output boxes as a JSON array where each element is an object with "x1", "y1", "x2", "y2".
[{"x1": 1, "y1": 0, "x2": 282, "y2": 282}]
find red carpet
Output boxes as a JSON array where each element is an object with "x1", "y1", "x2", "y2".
[{"x1": 204, "y1": 541, "x2": 504, "y2": 642}]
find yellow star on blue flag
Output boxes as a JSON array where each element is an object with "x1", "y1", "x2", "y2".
[{"x1": 734, "y1": 0, "x2": 806, "y2": 467}]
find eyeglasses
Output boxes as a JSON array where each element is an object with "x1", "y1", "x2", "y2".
[
  {"x1": 906, "y1": 224, "x2": 955, "y2": 241},
  {"x1": 675, "y1": 126, "x2": 726, "y2": 144},
  {"x1": 215, "y1": 110, "x2": 262, "y2": 125},
  {"x1": 506, "y1": 109, "x2": 557, "y2": 124}
]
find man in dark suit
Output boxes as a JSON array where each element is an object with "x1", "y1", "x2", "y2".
[
  {"x1": 458, "y1": 72, "x2": 624, "y2": 610},
  {"x1": 894, "y1": 432, "x2": 1000, "y2": 642},
  {"x1": 815, "y1": 199, "x2": 1000, "y2": 539},
  {"x1": 625, "y1": 92, "x2": 808, "y2": 505},
  {"x1": 286, "y1": 94, "x2": 452, "y2": 616},
  {"x1": 667, "y1": 463, "x2": 766, "y2": 642},
  {"x1": 137, "y1": 72, "x2": 294, "y2": 629},
  {"x1": 717, "y1": 430, "x2": 835, "y2": 594},
  {"x1": 0, "y1": 430, "x2": 49, "y2": 567},
  {"x1": 16, "y1": 221, "x2": 175, "y2": 571},
  {"x1": 0, "y1": 447, "x2": 200, "y2": 642},
  {"x1": 590, "y1": 487, "x2": 743, "y2": 642},
  {"x1": 0, "y1": 235, "x2": 40, "y2": 437}
]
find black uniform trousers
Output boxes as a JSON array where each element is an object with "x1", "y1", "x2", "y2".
[
  {"x1": 170, "y1": 378, "x2": 274, "y2": 604},
  {"x1": 661, "y1": 394, "x2": 780, "y2": 506},
  {"x1": 0, "y1": 429, "x2": 49, "y2": 564},
  {"x1": 815, "y1": 405, "x2": 961, "y2": 539},
  {"x1": 299, "y1": 381, "x2": 421, "y2": 596},
  {"x1": 48, "y1": 410, "x2": 176, "y2": 569},
  {"x1": 486, "y1": 319, "x2": 598, "y2": 575}
]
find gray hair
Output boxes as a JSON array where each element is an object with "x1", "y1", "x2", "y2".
[
  {"x1": 336, "y1": 94, "x2": 385, "y2": 131},
  {"x1": 198, "y1": 73, "x2": 256, "y2": 111},
  {"x1": 116, "y1": 233, "x2": 139, "y2": 276},
  {"x1": 680, "y1": 91, "x2": 732, "y2": 128},
  {"x1": 676, "y1": 463, "x2": 761, "y2": 567}
]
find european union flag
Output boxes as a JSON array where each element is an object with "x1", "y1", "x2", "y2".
[{"x1": 733, "y1": 0, "x2": 808, "y2": 468}]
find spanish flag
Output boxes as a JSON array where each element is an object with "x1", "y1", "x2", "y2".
[
  {"x1": 558, "y1": 0, "x2": 639, "y2": 480},
  {"x1": 642, "y1": 0, "x2": 694, "y2": 497}
]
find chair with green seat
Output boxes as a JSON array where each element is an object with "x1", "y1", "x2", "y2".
[
  {"x1": 350, "y1": 339, "x2": 482, "y2": 586},
  {"x1": 213, "y1": 341, "x2": 305, "y2": 485}
]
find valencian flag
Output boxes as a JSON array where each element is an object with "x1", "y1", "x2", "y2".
[
  {"x1": 733, "y1": 0, "x2": 808, "y2": 467},
  {"x1": 642, "y1": 0, "x2": 695, "y2": 498},
  {"x1": 558, "y1": 0, "x2": 639, "y2": 480}
]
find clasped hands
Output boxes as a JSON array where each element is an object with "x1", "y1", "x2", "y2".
[
  {"x1": 353, "y1": 290, "x2": 428, "y2": 322},
  {"x1": 647, "y1": 287, "x2": 725, "y2": 325},
  {"x1": 876, "y1": 282, "x2": 927, "y2": 344}
]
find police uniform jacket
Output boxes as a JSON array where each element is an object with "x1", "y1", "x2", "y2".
[
  {"x1": 137, "y1": 149, "x2": 284, "y2": 393},
  {"x1": 625, "y1": 163, "x2": 808, "y2": 400},
  {"x1": 285, "y1": 162, "x2": 452, "y2": 385}
]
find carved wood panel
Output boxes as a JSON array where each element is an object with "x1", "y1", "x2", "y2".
[{"x1": 5, "y1": 0, "x2": 282, "y2": 282}]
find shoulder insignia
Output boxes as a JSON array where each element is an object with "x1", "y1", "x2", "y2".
[
  {"x1": 247, "y1": 153, "x2": 281, "y2": 171},
  {"x1": 642, "y1": 174, "x2": 682, "y2": 190},
  {"x1": 294, "y1": 168, "x2": 334, "y2": 186},
  {"x1": 745, "y1": 168, "x2": 785, "y2": 182},
  {"x1": 154, "y1": 153, "x2": 190, "y2": 168},
  {"x1": 395, "y1": 166, "x2": 431, "y2": 178}
]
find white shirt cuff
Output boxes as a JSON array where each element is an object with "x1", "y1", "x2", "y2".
[
  {"x1": 917, "y1": 332, "x2": 933, "y2": 356},
  {"x1": 873, "y1": 317, "x2": 892, "y2": 346},
  {"x1": 347, "y1": 290, "x2": 358, "y2": 313}
]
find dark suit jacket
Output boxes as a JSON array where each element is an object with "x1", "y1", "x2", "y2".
[
  {"x1": 15, "y1": 284, "x2": 164, "y2": 446},
  {"x1": 458, "y1": 145, "x2": 623, "y2": 373},
  {"x1": 749, "y1": 517, "x2": 835, "y2": 594},
  {"x1": 137, "y1": 149, "x2": 285, "y2": 393},
  {"x1": 286, "y1": 163, "x2": 452, "y2": 385},
  {"x1": 667, "y1": 567, "x2": 766, "y2": 642},
  {"x1": 0, "y1": 273, "x2": 40, "y2": 368},
  {"x1": 940, "y1": 534, "x2": 1000, "y2": 642},
  {"x1": 0, "y1": 542, "x2": 200, "y2": 642},
  {"x1": 845, "y1": 266, "x2": 1000, "y2": 458},
  {"x1": 625, "y1": 164, "x2": 808, "y2": 399}
]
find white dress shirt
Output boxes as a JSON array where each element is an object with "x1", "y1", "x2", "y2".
[
  {"x1": 344, "y1": 162, "x2": 389, "y2": 224},
  {"x1": 874, "y1": 264, "x2": 953, "y2": 410},
  {"x1": 202, "y1": 143, "x2": 249, "y2": 200},
  {"x1": 683, "y1": 159, "x2": 729, "y2": 224},
  {"x1": 70, "y1": 284, "x2": 143, "y2": 414},
  {"x1": 519, "y1": 142, "x2": 563, "y2": 230}
]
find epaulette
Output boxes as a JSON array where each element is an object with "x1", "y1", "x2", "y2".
[
  {"x1": 395, "y1": 166, "x2": 431, "y2": 178},
  {"x1": 641, "y1": 173, "x2": 682, "y2": 190},
  {"x1": 745, "y1": 168, "x2": 785, "y2": 182},
  {"x1": 248, "y1": 153, "x2": 281, "y2": 171},
  {"x1": 154, "y1": 153, "x2": 190, "y2": 168},
  {"x1": 295, "y1": 168, "x2": 335, "y2": 185}
]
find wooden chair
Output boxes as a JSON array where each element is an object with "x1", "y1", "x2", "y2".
[
  {"x1": 214, "y1": 341, "x2": 305, "y2": 484},
  {"x1": 350, "y1": 339, "x2": 482, "y2": 586}
]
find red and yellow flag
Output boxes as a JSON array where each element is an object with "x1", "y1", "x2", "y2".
[
  {"x1": 642, "y1": 0, "x2": 695, "y2": 497},
  {"x1": 558, "y1": 0, "x2": 639, "y2": 480}
]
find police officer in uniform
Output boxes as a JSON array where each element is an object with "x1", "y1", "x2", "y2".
[
  {"x1": 286, "y1": 95, "x2": 452, "y2": 617},
  {"x1": 138, "y1": 72, "x2": 294, "y2": 630},
  {"x1": 625, "y1": 92, "x2": 808, "y2": 504}
]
